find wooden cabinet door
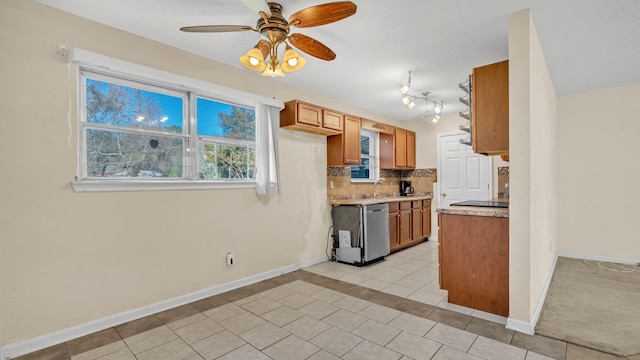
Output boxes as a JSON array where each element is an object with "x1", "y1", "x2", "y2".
[
  {"x1": 394, "y1": 128, "x2": 407, "y2": 167},
  {"x1": 406, "y1": 130, "x2": 416, "y2": 168},
  {"x1": 472, "y1": 60, "x2": 509, "y2": 155},
  {"x1": 421, "y1": 203, "x2": 431, "y2": 238},
  {"x1": 342, "y1": 115, "x2": 361, "y2": 164},
  {"x1": 322, "y1": 109, "x2": 343, "y2": 131},
  {"x1": 411, "y1": 208, "x2": 422, "y2": 241},
  {"x1": 399, "y1": 209, "x2": 412, "y2": 245},
  {"x1": 389, "y1": 211, "x2": 400, "y2": 252},
  {"x1": 297, "y1": 102, "x2": 321, "y2": 127}
]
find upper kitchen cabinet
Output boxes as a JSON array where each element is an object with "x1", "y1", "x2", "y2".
[
  {"x1": 280, "y1": 100, "x2": 342, "y2": 135},
  {"x1": 472, "y1": 60, "x2": 509, "y2": 156},
  {"x1": 327, "y1": 115, "x2": 361, "y2": 166},
  {"x1": 380, "y1": 127, "x2": 416, "y2": 169}
]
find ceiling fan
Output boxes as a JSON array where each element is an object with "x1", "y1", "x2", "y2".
[{"x1": 180, "y1": 0, "x2": 357, "y2": 76}]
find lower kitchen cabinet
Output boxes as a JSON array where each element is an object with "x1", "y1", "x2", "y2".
[
  {"x1": 388, "y1": 202, "x2": 401, "y2": 251},
  {"x1": 389, "y1": 200, "x2": 430, "y2": 253},
  {"x1": 412, "y1": 199, "x2": 432, "y2": 241},
  {"x1": 438, "y1": 213, "x2": 509, "y2": 316}
]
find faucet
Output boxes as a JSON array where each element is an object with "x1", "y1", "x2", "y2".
[{"x1": 373, "y1": 178, "x2": 385, "y2": 198}]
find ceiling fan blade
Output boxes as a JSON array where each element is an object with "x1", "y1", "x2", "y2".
[
  {"x1": 288, "y1": 33, "x2": 336, "y2": 61},
  {"x1": 180, "y1": 25, "x2": 253, "y2": 33},
  {"x1": 241, "y1": 0, "x2": 272, "y2": 17},
  {"x1": 289, "y1": 1, "x2": 357, "y2": 28}
]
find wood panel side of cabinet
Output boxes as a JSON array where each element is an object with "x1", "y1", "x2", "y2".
[
  {"x1": 472, "y1": 60, "x2": 509, "y2": 155},
  {"x1": 438, "y1": 213, "x2": 509, "y2": 316}
]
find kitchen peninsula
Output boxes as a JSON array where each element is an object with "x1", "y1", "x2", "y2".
[{"x1": 437, "y1": 203, "x2": 509, "y2": 316}]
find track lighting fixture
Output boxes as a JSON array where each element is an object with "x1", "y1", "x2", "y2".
[{"x1": 399, "y1": 71, "x2": 444, "y2": 122}]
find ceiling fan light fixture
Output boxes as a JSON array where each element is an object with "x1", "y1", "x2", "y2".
[
  {"x1": 263, "y1": 59, "x2": 285, "y2": 77},
  {"x1": 240, "y1": 42, "x2": 268, "y2": 71},
  {"x1": 281, "y1": 44, "x2": 306, "y2": 72}
]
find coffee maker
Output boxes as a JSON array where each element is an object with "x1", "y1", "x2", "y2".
[{"x1": 400, "y1": 181, "x2": 414, "y2": 196}]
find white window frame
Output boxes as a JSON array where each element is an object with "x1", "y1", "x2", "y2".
[
  {"x1": 67, "y1": 48, "x2": 283, "y2": 192},
  {"x1": 351, "y1": 129, "x2": 380, "y2": 182}
]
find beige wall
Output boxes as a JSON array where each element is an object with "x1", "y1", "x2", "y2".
[
  {"x1": 557, "y1": 83, "x2": 640, "y2": 259},
  {"x1": 507, "y1": 9, "x2": 558, "y2": 326},
  {"x1": 0, "y1": 0, "x2": 400, "y2": 347}
]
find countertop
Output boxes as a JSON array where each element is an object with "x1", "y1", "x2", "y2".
[
  {"x1": 436, "y1": 200, "x2": 509, "y2": 218},
  {"x1": 329, "y1": 194, "x2": 432, "y2": 206}
]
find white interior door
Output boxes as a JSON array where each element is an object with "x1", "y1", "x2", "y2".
[{"x1": 438, "y1": 132, "x2": 492, "y2": 207}]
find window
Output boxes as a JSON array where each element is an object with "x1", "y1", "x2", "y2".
[
  {"x1": 351, "y1": 129, "x2": 379, "y2": 181},
  {"x1": 81, "y1": 71, "x2": 257, "y2": 184},
  {"x1": 196, "y1": 97, "x2": 256, "y2": 180}
]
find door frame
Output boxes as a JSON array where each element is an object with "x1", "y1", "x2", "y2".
[{"x1": 436, "y1": 131, "x2": 493, "y2": 207}]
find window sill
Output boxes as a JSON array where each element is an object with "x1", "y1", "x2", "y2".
[
  {"x1": 72, "y1": 180, "x2": 257, "y2": 192},
  {"x1": 350, "y1": 179, "x2": 376, "y2": 184}
]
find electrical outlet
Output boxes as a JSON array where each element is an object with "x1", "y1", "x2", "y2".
[{"x1": 226, "y1": 252, "x2": 234, "y2": 266}]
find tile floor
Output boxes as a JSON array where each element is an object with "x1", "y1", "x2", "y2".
[{"x1": 14, "y1": 241, "x2": 631, "y2": 360}]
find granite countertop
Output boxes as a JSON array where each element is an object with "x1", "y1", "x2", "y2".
[
  {"x1": 329, "y1": 193, "x2": 432, "y2": 206},
  {"x1": 436, "y1": 201, "x2": 509, "y2": 218}
]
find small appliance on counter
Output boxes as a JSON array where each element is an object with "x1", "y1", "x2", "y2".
[{"x1": 400, "y1": 180, "x2": 414, "y2": 196}]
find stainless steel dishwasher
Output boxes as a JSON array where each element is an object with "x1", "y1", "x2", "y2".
[{"x1": 331, "y1": 203, "x2": 390, "y2": 266}]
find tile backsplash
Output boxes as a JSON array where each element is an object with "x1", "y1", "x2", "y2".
[
  {"x1": 327, "y1": 167, "x2": 436, "y2": 198},
  {"x1": 498, "y1": 166, "x2": 509, "y2": 198}
]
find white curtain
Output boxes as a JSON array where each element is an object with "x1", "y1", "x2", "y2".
[{"x1": 255, "y1": 103, "x2": 282, "y2": 195}]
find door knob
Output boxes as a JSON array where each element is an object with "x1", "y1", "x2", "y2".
[{"x1": 442, "y1": 192, "x2": 447, "y2": 197}]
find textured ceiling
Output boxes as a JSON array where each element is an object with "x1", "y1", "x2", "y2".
[{"x1": 35, "y1": 0, "x2": 640, "y2": 121}]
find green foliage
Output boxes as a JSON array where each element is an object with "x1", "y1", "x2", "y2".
[{"x1": 218, "y1": 107, "x2": 255, "y2": 141}]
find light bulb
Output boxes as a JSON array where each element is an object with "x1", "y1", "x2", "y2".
[
  {"x1": 249, "y1": 57, "x2": 260, "y2": 66},
  {"x1": 400, "y1": 85, "x2": 409, "y2": 95},
  {"x1": 434, "y1": 104, "x2": 442, "y2": 114},
  {"x1": 432, "y1": 114, "x2": 441, "y2": 123},
  {"x1": 408, "y1": 101, "x2": 416, "y2": 109},
  {"x1": 287, "y1": 58, "x2": 297, "y2": 66}
]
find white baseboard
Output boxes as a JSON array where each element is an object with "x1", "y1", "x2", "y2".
[
  {"x1": 507, "y1": 252, "x2": 559, "y2": 336},
  {"x1": 506, "y1": 317, "x2": 535, "y2": 335},
  {"x1": 557, "y1": 251, "x2": 639, "y2": 265},
  {"x1": 1, "y1": 256, "x2": 328, "y2": 360}
]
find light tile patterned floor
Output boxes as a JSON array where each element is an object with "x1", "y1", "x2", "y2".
[
  {"x1": 305, "y1": 241, "x2": 507, "y2": 325},
  {"x1": 16, "y1": 241, "x2": 626, "y2": 360}
]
